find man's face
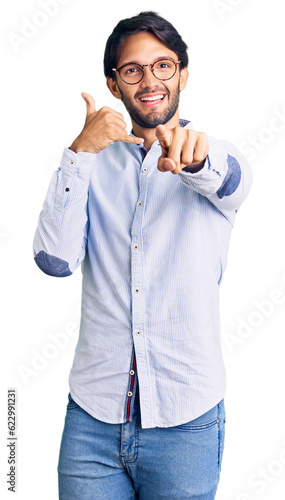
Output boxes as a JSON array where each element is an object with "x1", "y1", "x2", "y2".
[{"x1": 108, "y1": 32, "x2": 188, "y2": 129}]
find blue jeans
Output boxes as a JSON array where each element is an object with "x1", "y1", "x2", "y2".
[{"x1": 57, "y1": 388, "x2": 226, "y2": 499}]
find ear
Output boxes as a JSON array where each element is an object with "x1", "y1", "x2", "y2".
[
  {"x1": 179, "y1": 67, "x2": 188, "y2": 92},
  {"x1": 106, "y1": 77, "x2": 122, "y2": 100}
]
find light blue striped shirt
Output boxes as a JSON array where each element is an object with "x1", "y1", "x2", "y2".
[{"x1": 33, "y1": 120, "x2": 252, "y2": 429}]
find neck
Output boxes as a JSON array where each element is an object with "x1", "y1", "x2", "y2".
[{"x1": 131, "y1": 109, "x2": 180, "y2": 151}]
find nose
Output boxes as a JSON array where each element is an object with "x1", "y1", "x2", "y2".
[{"x1": 140, "y1": 65, "x2": 158, "y2": 87}]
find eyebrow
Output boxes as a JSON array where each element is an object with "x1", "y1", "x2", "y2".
[{"x1": 119, "y1": 56, "x2": 175, "y2": 67}]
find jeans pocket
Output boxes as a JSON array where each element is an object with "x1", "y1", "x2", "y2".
[
  {"x1": 174, "y1": 400, "x2": 224, "y2": 431},
  {"x1": 175, "y1": 417, "x2": 218, "y2": 431},
  {"x1": 67, "y1": 392, "x2": 80, "y2": 410}
]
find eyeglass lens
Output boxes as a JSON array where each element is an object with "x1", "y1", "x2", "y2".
[{"x1": 120, "y1": 59, "x2": 177, "y2": 84}]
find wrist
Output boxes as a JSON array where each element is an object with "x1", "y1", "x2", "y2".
[
  {"x1": 70, "y1": 137, "x2": 81, "y2": 153},
  {"x1": 70, "y1": 133, "x2": 97, "y2": 153},
  {"x1": 69, "y1": 141, "x2": 94, "y2": 154}
]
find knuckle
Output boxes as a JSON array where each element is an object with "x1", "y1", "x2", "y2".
[
  {"x1": 106, "y1": 115, "x2": 116, "y2": 126},
  {"x1": 100, "y1": 107, "x2": 114, "y2": 120},
  {"x1": 197, "y1": 132, "x2": 208, "y2": 145},
  {"x1": 194, "y1": 152, "x2": 205, "y2": 163},
  {"x1": 199, "y1": 131, "x2": 207, "y2": 140},
  {"x1": 182, "y1": 154, "x2": 193, "y2": 165},
  {"x1": 187, "y1": 130, "x2": 197, "y2": 141}
]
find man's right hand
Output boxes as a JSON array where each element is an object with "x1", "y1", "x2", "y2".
[{"x1": 70, "y1": 92, "x2": 144, "y2": 153}]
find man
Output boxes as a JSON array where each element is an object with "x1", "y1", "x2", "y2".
[{"x1": 33, "y1": 11, "x2": 252, "y2": 500}]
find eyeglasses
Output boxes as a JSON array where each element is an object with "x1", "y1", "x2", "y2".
[{"x1": 112, "y1": 58, "x2": 181, "y2": 85}]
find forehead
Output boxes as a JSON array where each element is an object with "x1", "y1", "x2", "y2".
[{"x1": 117, "y1": 32, "x2": 179, "y2": 66}]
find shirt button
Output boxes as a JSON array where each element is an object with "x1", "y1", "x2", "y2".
[
  {"x1": 134, "y1": 245, "x2": 139, "y2": 250},
  {"x1": 70, "y1": 161, "x2": 74, "y2": 165},
  {"x1": 135, "y1": 288, "x2": 139, "y2": 293},
  {"x1": 136, "y1": 330, "x2": 142, "y2": 335},
  {"x1": 142, "y1": 168, "x2": 147, "y2": 173},
  {"x1": 65, "y1": 187, "x2": 70, "y2": 192},
  {"x1": 216, "y1": 418, "x2": 220, "y2": 424},
  {"x1": 138, "y1": 202, "x2": 143, "y2": 207},
  {"x1": 130, "y1": 370, "x2": 135, "y2": 375},
  {"x1": 127, "y1": 391, "x2": 133, "y2": 397}
]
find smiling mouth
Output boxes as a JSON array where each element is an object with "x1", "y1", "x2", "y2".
[
  {"x1": 138, "y1": 94, "x2": 166, "y2": 106},
  {"x1": 140, "y1": 94, "x2": 165, "y2": 101}
]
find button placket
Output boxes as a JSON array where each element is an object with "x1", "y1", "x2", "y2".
[{"x1": 129, "y1": 150, "x2": 157, "y2": 425}]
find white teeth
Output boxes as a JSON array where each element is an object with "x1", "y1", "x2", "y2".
[{"x1": 140, "y1": 95, "x2": 164, "y2": 102}]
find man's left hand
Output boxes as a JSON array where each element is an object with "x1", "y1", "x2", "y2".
[{"x1": 156, "y1": 125, "x2": 209, "y2": 175}]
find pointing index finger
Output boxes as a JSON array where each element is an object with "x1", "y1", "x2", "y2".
[{"x1": 155, "y1": 124, "x2": 172, "y2": 149}]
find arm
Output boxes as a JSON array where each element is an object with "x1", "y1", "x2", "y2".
[
  {"x1": 178, "y1": 136, "x2": 253, "y2": 222},
  {"x1": 155, "y1": 125, "x2": 252, "y2": 223},
  {"x1": 33, "y1": 92, "x2": 144, "y2": 277},
  {"x1": 33, "y1": 148, "x2": 93, "y2": 276}
]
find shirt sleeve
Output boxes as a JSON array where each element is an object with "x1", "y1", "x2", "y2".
[
  {"x1": 33, "y1": 147, "x2": 95, "y2": 277},
  {"x1": 178, "y1": 135, "x2": 253, "y2": 224}
]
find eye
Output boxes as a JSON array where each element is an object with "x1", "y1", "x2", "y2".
[
  {"x1": 157, "y1": 62, "x2": 172, "y2": 69},
  {"x1": 126, "y1": 67, "x2": 140, "y2": 74},
  {"x1": 122, "y1": 65, "x2": 142, "y2": 77}
]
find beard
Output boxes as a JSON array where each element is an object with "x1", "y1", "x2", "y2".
[{"x1": 119, "y1": 84, "x2": 181, "y2": 129}]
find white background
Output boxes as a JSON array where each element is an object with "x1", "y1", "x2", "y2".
[{"x1": 1, "y1": 0, "x2": 285, "y2": 498}]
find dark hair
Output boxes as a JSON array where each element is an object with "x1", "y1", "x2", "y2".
[{"x1": 104, "y1": 11, "x2": 189, "y2": 79}]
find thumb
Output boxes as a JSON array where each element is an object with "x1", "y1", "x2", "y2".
[
  {"x1": 81, "y1": 92, "x2": 96, "y2": 116},
  {"x1": 155, "y1": 124, "x2": 172, "y2": 149}
]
